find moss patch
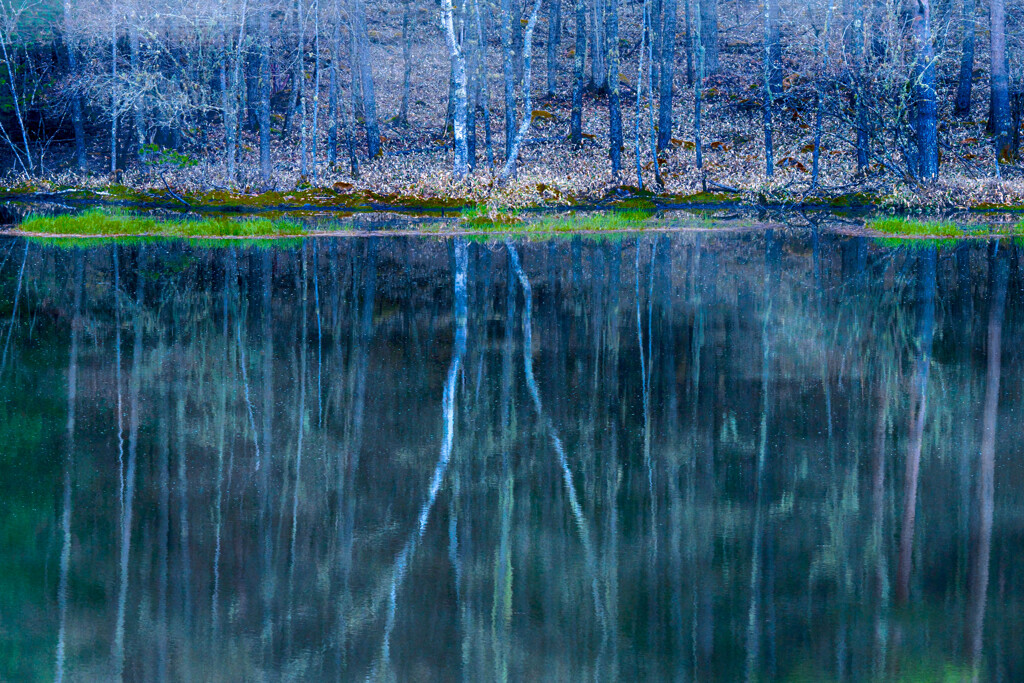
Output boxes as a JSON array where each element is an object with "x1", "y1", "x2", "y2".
[
  {"x1": 865, "y1": 217, "x2": 965, "y2": 237},
  {"x1": 17, "y1": 209, "x2": 308, "y2": 238}
]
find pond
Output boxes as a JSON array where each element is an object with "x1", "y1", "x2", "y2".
[{"x1": 1, "y1": 228, "x2": 1022, "y2": 681}]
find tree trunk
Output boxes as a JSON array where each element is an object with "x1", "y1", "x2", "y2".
[
  {"x1": 853, "y1": 0, "x2": 869, "y2": 173},
  {"x1": 397, "y1": 0, "x2": 413, "y2": 126},
  {"x1": 110, "y1": 4, "x2": 117, "y2": 173},
  {"x1": 467, "y1": 1, "x2": 479, "y2": 168},
  {"x1": 328, "y1": 1, "x2": 340, "y2": 166},
  {"x1": 547, "y1": 0, "x2": 561, "y2": 97},
  {"x1": 441, "y1": 0, "x2": 469, "y2": 177},
  {"x1": 693, "y1": 0, "x2": 704, "y2": 187},
  {"x1": 953, "y1": 0, "x2": 975, "y2": 118},
  {"x1": 912, "y1": 0, "x2": 938, "y2": 179},
  {"x1": 811, "y1": 0, "x2": 834, "y2": 189},
  {"x1": 297, "y1": 0, "x2": 309, "y2": 178},
  {"x1": 570, "y1": 0, "x2": 586, "y2": 143},
  {"x1": 473, "y1": 0, "x2": 494, "y2": 166},
  {"x1": 350, "y1": 0, "x2": 381, "y2": 158},
  {"x1": 607, "y1": 0, "x2": 623, "y2": 176},
  {"x1": 591, "y1": 0, "x2": 607, "y2": 90},
  {"x1": 500, "y1": 0, "x2": 517, "y2": 160},
  {"x1": 499, "y1": 0, "x2": 545, "y2": 181},
  {"x1": 699, "y1": 0, "x2": 718, "y2": 74},
  {"x1": 990, "y1": 0, "x2": 1010, "y2": 161},
  {"x1": 259, "y1": 5, "x2": 272, "y2": 185},
  {"x1": 311, "y1": 0, "x2": 322, "y2": 183},
  {"x1": 684, "y1": 0, "x2": 693, "y2": 84},
  {"x1": 129, "y1": 22, "x2": 145, "y2": 156},
  {"x1": 62, "y1": 1, "x2": 86, "y2": 171},
  {"x1": 657, "y1": 0, "x2": 676, "y2": 151},
  {"x1": 763, "y1": 0, "x2": 779, "y2": 177}
]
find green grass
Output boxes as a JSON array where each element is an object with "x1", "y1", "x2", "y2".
[
  {"x1": 866, "y1": 217, "x2": 964, "y2": 237},
  {"x1": 459, "y1": 206, "x2": 658, "y2": 233},
  {"x1": 17, "y1": 209, "x2": 308, "y2": 238}
]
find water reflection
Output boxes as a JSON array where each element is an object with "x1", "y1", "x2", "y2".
[{"x1": 1, "y1": 232, "x2": 1022, "y2": 681}]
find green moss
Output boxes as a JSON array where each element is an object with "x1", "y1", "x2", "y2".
[
  {"x1": 820, "y1": 192, "x2": 877, "y2": 208},
  {"x1": 17, "y1": 209, "x2": 307, "y2": 238},
  {"x1": 866, "y1": 217, "x2": 964, "y2": 237}
]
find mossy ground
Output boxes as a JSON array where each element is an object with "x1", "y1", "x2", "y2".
[
  {"x1": 16, "y1": 209, "x2": 308, "y2": 238},
  {"x1": 865, "y1": 215, "x2": 1024, "y2": 238}
]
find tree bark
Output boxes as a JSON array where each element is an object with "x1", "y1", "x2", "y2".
[
  {"x1": 350, "y1": 0, "x2": 381, "y2": 157},
  {"x1": 129, "y1": 20, "x2": 145, "y2": 156},
  {"x1": 473, "y1": 0, "x2": 494, "y2": 166},
  {"x1": 499, "y1": 0, "x2": 545, "y2": 181},
  {"x1": 990, "y1": 0, "x2": 1010, "y2": 161},
  {"x1": 258, "y1": 5, "x2": 272, "y2": 185},
  {"x1": 591, "y1": 0, "x2": 607, "y2": 90},
  {"x1": 570, "y1": 0, "x2": 586, "y2": 143},
  {"x1": 699, "y1": 0, "x2": 718, "y2": 74},
  {"x1": 441, "y1": 0, "x2": 469, "y2": 177},
  {"x1": 607, "y1": 0, "x2": 623, "y2": 176},
  {"x1": 500, "y1": 0, "x2": 517, "y2": 160},
  {"x1": 953, "y1": 0, "x2": 975, "y2": 118},
  {"x1": 763, "y1": 0, "x2": 780, "y2": 177},
  {"x1": 693, "y1": 0, "x2": 704, "y2": 187},
  {"x1": 62, "y1": 0, "x2": 86, "y2": 170},
  {"x1": 853, "y1": 0, "x2": 869, "y2": 173},
  {"x1": 328, "y1": 0, "x2": 341, "y2": 166},
  {"x1": 657, "y1": 0, "x2": 676, "y2": 151},
  {"x1": 908, "y1": 0, "x2": 938, "y2": 180},
  {"x1": 397, "y1": 0, "x2": 413, "y2": 126},
  {"x1": 547, "y1": 0, "x2": 561, "y2": 98}
]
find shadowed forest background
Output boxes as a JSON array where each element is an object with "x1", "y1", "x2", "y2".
[{"x1": 1, "y1": 0, "x2": 1024, "y2": 205}]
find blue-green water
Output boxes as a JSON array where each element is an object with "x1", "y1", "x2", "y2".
[{"x1": 1, "y1": 230, "x2": 1022, "y2": 681}]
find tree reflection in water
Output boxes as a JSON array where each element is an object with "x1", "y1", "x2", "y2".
[{"x1": 0, "y1": 232, "x2": 1022, "y2": 681}]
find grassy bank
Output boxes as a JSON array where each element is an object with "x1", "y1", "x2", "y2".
[{"x1": 13, "y1": 210, "x2": 308, "y2": 239}]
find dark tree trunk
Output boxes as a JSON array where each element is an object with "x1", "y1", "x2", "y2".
[
  {"x1": 591, "y1": 0, "x2": 607, "y2": 90},
  {"x1": 853, "y1": 0, "x2": 869, "y2": 173},
  {"x1": 258, "y1": 6, "x2": 272, "y2": 185},
  {"x1": 350, "y1": 0, "x2": 381, "y2": 158},
  {"x1": 700, "y1": 0, "x2": 718, "y2": 74},
  {"x1": 500, "y1": 0, "x2": 517, "y2": 160},
  {"x1": 397, "y1": 0, "x2": 413, "y2": 126},
  {"x1": 657, "y1": 0, "x2": 676, "y2": 151},
  {"x1": 953, "y1": 0, "x2": 975, "y2": 118},
  {"x1": 441, "y1": 0, "x2": 468, "y2": 177},
  {"x1": 607, "y1": 0, "x2": 623, "y2": 176},
  {"x1": 473, "y1": 0, "x2": 494, "y2": 166},
  {"x1": 328, "y1": 1, "x2": 341, "y2": 166},
  {"x1": 693, "y1": 0, "x2": 704, "y2": 187},
  {"x1": 467, "y1": 4, "x2": 479, "y2": 170},
  {"x1": 570, "y1": 0, "x2": 586, "y2": 143},
  {"x1": 684, "y1": 0, "x2": 693, "y2": 84},
  {"x1": 912, "y1": 0, "x2": 938, "y2": 179},
  {"x1": 990, "y1": 0, "x2": 1011, "y2": 161},
  {"x1": 129, "y1": 23, "x2": 145, "y2": 156},
  {"x1": 65, "y1": 41, "x2": 87, "y2": 170},
  {"x1": 763, "y1": 0, "x2": 780, "y2": 176},
  {"x1": 547, "y1": 0, "x2": 561, "y2": 97}
]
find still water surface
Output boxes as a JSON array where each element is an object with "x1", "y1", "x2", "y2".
[{"x1": 1, "y1": 230, "x2": 1022, "y2": 681}]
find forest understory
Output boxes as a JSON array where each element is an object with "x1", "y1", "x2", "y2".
[{"x1": 2, "y1": 0, "x2": 1024, "y2": 214}]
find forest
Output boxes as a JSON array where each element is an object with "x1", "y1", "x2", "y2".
[{"x1": 0, "y1": 0, "x2": 1023, "y2": 208}]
